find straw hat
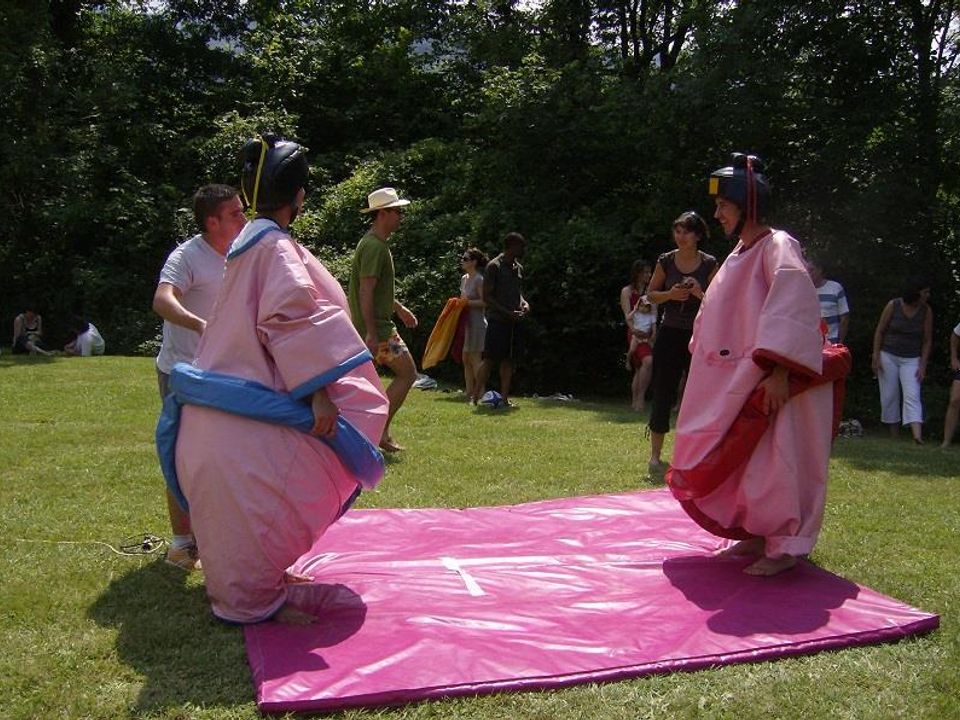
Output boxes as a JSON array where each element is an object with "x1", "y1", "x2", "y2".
[{"x1": 361, "y1": 187, "x2": 411, "y2": 214}]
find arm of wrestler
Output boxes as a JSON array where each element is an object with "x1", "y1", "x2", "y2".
[
  {"x1": 759, "y1": 364, "x2": 790, "y2": 415},
  {"x1": 152, "y1": 282, "x2": 205, "y2": 334},
  {"x1": 358, "y1": 276, "x2": 379, "y2": 352},
  {"x1": 12, "y1": 314, "x2": 21, "y2": 345},
  {"x1": 310, "y1": 386, "x2": 338, "y2": 437}
]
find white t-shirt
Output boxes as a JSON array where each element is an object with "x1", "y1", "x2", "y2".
[
  {"x1": 155, "y1": 235, "x2": 225, "y2": 374},
  {"x1": 815, "y1": 279, "x2": 850, "y2": 343},
  {"x1": 953, "y1": 322, "x2": 960, "y2": 337},
  {"x1": 76, "y1": 323, "x2": 105, "y2": 356}
]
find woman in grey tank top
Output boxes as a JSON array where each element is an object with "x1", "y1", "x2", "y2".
[{"x1": 871, "y1": 278, "x2": 933, "y2": 443}]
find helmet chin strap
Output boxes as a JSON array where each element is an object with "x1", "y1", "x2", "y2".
[
  {"x1": 745, "y1": 156, "x2": 758, "y2": 226},
  {"x1": 731, "y1": 215, "x2": 746, "y2": 241},
  {"x1": 731, "y1": 156, "x2": 757, "y2": 240}
]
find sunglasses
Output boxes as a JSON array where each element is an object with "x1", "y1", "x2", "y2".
[{"x1": 461, "y1": 255, "x2": 472, "y2": 261}]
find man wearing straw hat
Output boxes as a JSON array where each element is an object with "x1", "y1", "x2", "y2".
[{"x1": 348, "y1": 187, "x2": 419, "y2": 452}]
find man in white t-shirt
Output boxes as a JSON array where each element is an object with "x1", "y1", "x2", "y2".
[
  {"x1": 806, "y1": 258, "x2": 850, "y2": 344},
  {"x1": 152, "y1": 184, "x2": 246, "y2": 570}
]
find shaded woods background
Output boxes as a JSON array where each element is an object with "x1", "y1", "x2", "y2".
[{"x1": 4, "y1": 1, "x2": 960, "y2": 425}]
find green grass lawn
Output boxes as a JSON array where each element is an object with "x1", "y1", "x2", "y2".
[{"x1": 0, "y1": 355, "x2": 956, "y2": 720}]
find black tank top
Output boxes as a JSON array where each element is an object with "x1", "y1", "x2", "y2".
[{"x1": 657, "y1": 250, "x2": 717, "y2": 330}]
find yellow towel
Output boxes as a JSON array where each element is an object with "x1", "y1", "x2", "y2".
[{"x1": 422, "y1": 297, "x2": 468, "y2": 369}]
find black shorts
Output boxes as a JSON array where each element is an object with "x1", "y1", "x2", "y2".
[{"x1": 483, "y1": 319, "x2": 525, "y2": 363}]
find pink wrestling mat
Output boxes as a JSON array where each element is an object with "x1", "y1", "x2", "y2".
[{"x1": 244, "y1": 489, "x2": 938, "y2": 713}]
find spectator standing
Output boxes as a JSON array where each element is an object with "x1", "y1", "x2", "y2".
[
  {"x1": 348, "y1": 187, "x2": 418, "y2": 453},
  {"x1": 871, "y1": 278, "x2": 933, "y2": 443},
  {"x1": 644, "y1": 212, "x2": 718, "y2": 474},
  {"x1": 476, "y1": 232, "x2": 530, "y2": 407},
  {"x1": 806, "y1": 257, "x2": 850, "y2": 344},
  {"x1": 459, "y1": 246, "x2": 489, "y2": 404},
  {"x1": 619, "y1": 260, "x2": 656, "y2": 412},
  {"x1": 152, "y1": 183, "x2": 246, "y2": 570}
]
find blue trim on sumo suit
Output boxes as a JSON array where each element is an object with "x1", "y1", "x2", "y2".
[
  {"x1": 156, "y1": 358, "x2": 383, "y2": 512},
  {"x1": 227, "y1": 222, "x2": 278, "y2": 259}
]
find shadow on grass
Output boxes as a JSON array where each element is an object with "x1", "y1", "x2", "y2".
[
  {"x1": 0, "y1": 354, "x2": 60, "y2": 367},
  {"x1": 830, "y1": 436, "x2": 957, "y2": 479},
  {"x1": 88, "y1": 561, "x2": 254, "y2": 713}
]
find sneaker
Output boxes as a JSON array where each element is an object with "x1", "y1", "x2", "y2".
[{"x1": 165, "y1": 544, "x2": 202, "y2": 572}]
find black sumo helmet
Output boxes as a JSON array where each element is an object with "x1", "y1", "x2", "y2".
[
  {"x1": 708, "y1": 153, "x2": 771, "y2": 230},
  {"x1": 240, "y1": 134, "x2": 309, "y2": 213}
]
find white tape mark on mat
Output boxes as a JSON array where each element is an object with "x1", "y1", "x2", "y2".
[{"x1": 441, "y1": 556, "x2": 486, "y2": 596}]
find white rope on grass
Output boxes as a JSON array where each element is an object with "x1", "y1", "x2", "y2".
[{"x1": 7, "y1": 534, "x2": 168, "y2": 557}]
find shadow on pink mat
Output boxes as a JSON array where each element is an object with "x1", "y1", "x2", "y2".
[
  {"x1": 662, "y1": 556, "x2": 859, "y2": 636},
  {"x1": 244, "y1": 490, "x2": 940, "y2": 713}
]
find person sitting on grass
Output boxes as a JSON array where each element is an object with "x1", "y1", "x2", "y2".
[
  {"x1": 64, "y1": 317, "x2": 105, "y2": 356},
  {"x1": 12, "y1": 308, "x2": 53, "y2": 356}
]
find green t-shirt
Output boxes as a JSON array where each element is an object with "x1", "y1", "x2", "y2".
[{"x1": 348, "y1": 231, "x2": 396, "y2": 341}]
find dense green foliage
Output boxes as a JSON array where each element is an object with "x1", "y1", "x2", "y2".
[{"x1": 3, "y1": 1, "x2": 960, "y2": 420}]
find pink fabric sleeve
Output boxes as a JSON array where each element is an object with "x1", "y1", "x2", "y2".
[
  {"x1": 256, "y1": 238, "x2": 370, "y2": 397},
  {"x1": 753, "y1": 232, "x2": 823, "y2": 377}
]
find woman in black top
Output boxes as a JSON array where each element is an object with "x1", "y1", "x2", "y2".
[{"x1": 644, "y1": 211, "x2": 718, "y2": 475}]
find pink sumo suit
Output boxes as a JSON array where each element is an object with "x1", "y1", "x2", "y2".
[
  {"x1": 174, "y1": 218, "x2": 388, "y2": 623},
  {"x1": 669, "y1": 229, "x2": 832, "y2": 558}
]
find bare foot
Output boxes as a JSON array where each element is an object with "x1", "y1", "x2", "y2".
[
  {"x1": 379, "y1": 437, "x2": 405, "y2": 453},
  {"x1": 716, "y1": 537, "x2": 765, "y2": 558},
  {"x1": 743, "y1": 554, "x2": 798, "y2": 576},
  {"x1": 274, "y1": 604, "x2": 317, "y2": 625}
]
